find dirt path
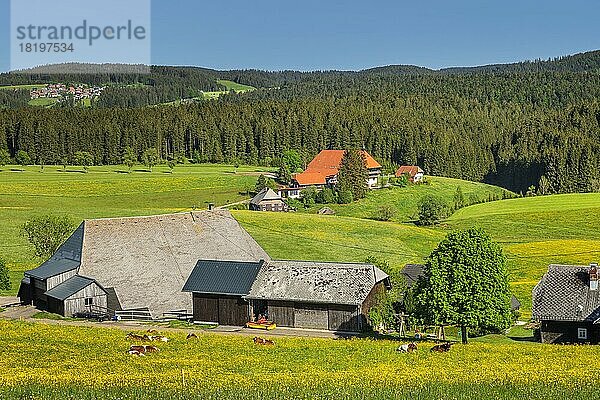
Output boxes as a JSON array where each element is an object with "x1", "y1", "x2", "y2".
[{"x1": 0, "y1": 304, "x2": 355, "y2": 340}]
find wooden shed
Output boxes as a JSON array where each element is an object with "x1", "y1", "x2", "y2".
[
  {"x1": 182, "y1": 260, "x2": 265, "y2": 326},
  {"x1": 183, "y1": 259, "x2": 391, "y2": 332},
  {"x1": 247, "y1": 260, "x2": 390, "y2": 332},
  {"x1": 45, "y1": 275, "x2": 108, "y2": 317}
]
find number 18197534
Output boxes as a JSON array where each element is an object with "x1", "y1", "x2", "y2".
[{"x1": 19, "y1": 43, "x2": 74, "y2": 52}]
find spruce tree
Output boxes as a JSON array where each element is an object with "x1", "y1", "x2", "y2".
[{"x1": 337, "y1": 149, "x2": 368, "y2": 200}]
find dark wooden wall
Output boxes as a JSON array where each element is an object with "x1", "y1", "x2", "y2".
[
  {"x1": 268, "y1": 301, "x2": 294, "y2": 327},
  {"x1": 540, "y1": 320, "x2": 600, "y2": 344},
  {"x1": 265, "y1": 300, "x2": 362, "y2": 332},
  {"x1": 193, "y1": 293, "x2": 249, "y2": 326}
]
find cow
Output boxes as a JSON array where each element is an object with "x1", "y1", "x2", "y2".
[
  {"x1": 127, "y1": 345, "x2": 160, "y2": 355},
  {"x1": 253, "y1": 336, "x2": 275, "y2": 346},
  {"x1": 126, "y1": 333, "x2": 147, "y2": 341},
  {"x1": 187, "y1": 333, "x2": 198, "y2": 340},
  {"x1": 430, "y1": 342, "x2": 453, "y2": 353},
  {"x1": 149, "y1": 335, "x2": 169, "y2": 342},
  {"x1": 396, "y1": 342, "x2": 418, "y2": 353}
]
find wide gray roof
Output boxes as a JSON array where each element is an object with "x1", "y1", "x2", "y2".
[
  {"x1": 533, "y1": 264, "x2": 600, "y2": 322},
  {"x1": 250, "y1": 188, "x2": 282, "y2": 205},
  {"x1": 247, "y1": 260, "x2": 389, "y2": 306},
  {"x1": 45, "y1": 275, "x2": 103, "y2": 301},
  {"x1": 77, "y1": 210, "x2": 269, "y2": 318},
  {"x1": 183, "y1": 260, "x2": 265, "y2": 296},
  {"x1": 25, "y1": 223, "x2": 84, "y2": 279}
]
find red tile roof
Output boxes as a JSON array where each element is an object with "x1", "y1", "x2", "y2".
[
  {"x1": 293, "y1": 171, "x2": 327, "y2": 186},
  {"x1": 395, "y1": 166, "x2": 424, "y2": 178},
  {"x1": 306, "y1": 150, "x2": 381, "y2": 175}
]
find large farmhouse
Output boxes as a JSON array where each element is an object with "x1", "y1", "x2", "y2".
[
  {"x1": 183, "y1": 259, "x2": 390, "y2": 332},
  {"x1": 533, "y1": 263, "x2": 600, "y2": 344},
  {"x1": 19, "y1": 210, "x2": 269, "y2": 318},
  {"x1": 286, "y1": 150, "x2": 382, "y2": 197}
]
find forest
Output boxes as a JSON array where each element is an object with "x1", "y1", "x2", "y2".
[{"x1": 2, "y1": 51, "x2": 600, "y2": 193}]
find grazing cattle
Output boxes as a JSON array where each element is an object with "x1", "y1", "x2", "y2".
[
  {"x1": 430, "y1": 342, "x2": 453, "y2": 353},
  {"x1": 187, "y1": 333, "x2": 198, "y2": 340},
  {"x1": 396, "y1": 342, "x2": 418, "y2": 353},
  {"x1": 146, "y1": 329, "x2": 159, "y2": 334},
  {"x1": 151, "y1": 335, "x2": 169, "y2": 342},
  {"x1": 253, "y1": 336, "x2": 275, "y2": 346},
  {"x1": 126, "y1": 333, "x2": 147, "y2": 341},
  {"x1": 128, "y1": 345, "x2": 160, "y2": 355}
]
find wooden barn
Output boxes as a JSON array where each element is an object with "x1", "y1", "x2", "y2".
[
  {"x1": 533, "y1": 263, "x2": 600, "y2": 344},
  {"x1": 18, "y1": 210, "x2": 269, "y2": 319},
  {"x1": 249, "y1": 188, "x2": 288, "y2": 212},
  {"x1": 183, "y1": 259, "x2": 391, "y2": 332}
]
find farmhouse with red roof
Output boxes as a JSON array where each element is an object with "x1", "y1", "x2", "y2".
[
  {"x1": 395, "y1": 165, "x2": 425, "y2": 183},
  {"x1": 285, "y1": 150, "x2": 382, "y2": 197}
]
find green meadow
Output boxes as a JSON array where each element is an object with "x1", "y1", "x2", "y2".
[
  {"x1": 1, "y1": 164, "x2": 599, "y2": 316},
  {"x1": 0, "y1": 164, "x2": 271, "y2": 293}
]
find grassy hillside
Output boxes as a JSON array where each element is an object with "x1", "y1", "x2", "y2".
[
  {"x1": 300, "y1": 177, "x2": 511, "y2": 222},
  {"x1": 0, "y1": 164, "x2": 272, "y2": 293},
  {"x1": 446, "y1": 193, "x2": 600, "y2": 312},
  {"x1": 0, "y1": 320, "x2": 598, "y2": 399},
  {"x1": 233, "y1": 210, "x2": 442, "y2": 269},
  {"x1": 1, "y1": 165, "x2": 596, "y2": 315}
]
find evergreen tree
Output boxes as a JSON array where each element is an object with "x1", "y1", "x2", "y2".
[
  {"x1": 123, "y1": 147, "x2": 137, "y2": 172},
  {"x1": 142, "y1": 148, "x2": 159, "y2": 172},
  {"x1": 15, "y1": 150, "x2": 30, "y2": 167},
  {"x1": 0, "y1": 148, "x2": 10, "y2": 167},
  {"x1": 410, "y1": 228, "x2": 513, "y2": 344},
  {"x1": 337, "y1": 149, "x2": 368, "y2": 200}
]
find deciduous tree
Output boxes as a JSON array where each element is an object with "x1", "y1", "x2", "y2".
[
  {"x1": 21, "y1": 214, "x2": 76, "y2": 260},
  {"x1": 410, "y1": 228, "x2": 513, "y2": 344}
]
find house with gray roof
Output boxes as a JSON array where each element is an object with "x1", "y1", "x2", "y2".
[
  {"x1": 249, "y1": 187, "x2": 288, "y2": 212},
  {"x1": 183, "y1": 259, "x2": 390, "y2": 331},
  {"x1": 533, "y1": 263, "x2": 600, "y2": 343},
  {"x1": 19, "y1": 210, "x2": 269, "y2": 318}
]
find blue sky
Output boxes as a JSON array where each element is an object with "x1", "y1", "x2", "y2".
[{"x1": 1, "y1": 0, "x2": 599, "y2": 72}]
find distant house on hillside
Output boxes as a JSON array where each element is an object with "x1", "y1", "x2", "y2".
[
  {"x1": 250, "y1": 188, "x2": 288, "y2": 212},
  {"x1": 401, "y1": 263, "x2": 520, "y2": 310},
  {"x1": 183, "y1": 259, "x2": 391, "y2": 331},
  {"x1": 533, "y1": 263, "x2": 600, "y2": 344},
  {"x1": 395, "y1": 166, "x2": 425, "y2": 183},
  {"x1": 288, "y1": 150, "x2": 382, "y2": 197},
  {"x1": 18, "y1": 210, "x2": 269, "y2": 319}
]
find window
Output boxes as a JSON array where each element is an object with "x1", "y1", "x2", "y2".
[
  {"x1": 578, "y1": 328, "x2": 588, "y2": 340},
  {"x1": 84, "y1": 298, "x2": 93, "y2": 307}
]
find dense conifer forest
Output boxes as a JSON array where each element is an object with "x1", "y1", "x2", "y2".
[{"x1": 2, "y1": 51, "x2": 600, "y2": 193}]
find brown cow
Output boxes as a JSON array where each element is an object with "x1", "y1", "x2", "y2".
[
  {"x1": 430, "y1": 342, "x2": 453, "y2": 353},
  {"x1": 187, "y1": 333, "x2": 198, "y2": 340},
  {"x1": 253, "y1": 336, "x2": 275, "y2": 346},
  {"x1": 128, "y1": 345, "x2": 160, "y2": 355},
  {"x1": 126, "y1": 333, "x2": 147, "y2": 341},
  {"x1": 397, "y1": 342, "x2": 418, "y2": 353}
]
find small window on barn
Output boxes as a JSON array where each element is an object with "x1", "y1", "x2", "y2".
[
  {"x1": 578, "y1": 328, "x2": 588, "y2": 340},
  {"x1": 84, "y1": 298, "x2": 93, "y2": 307}
]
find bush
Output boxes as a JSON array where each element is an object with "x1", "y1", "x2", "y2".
[
  {"x1": 315, "y1": 188, "x2": 336, "y2": 204},
  {"x1": 0, "y1": 258, "x2": 11, "y2": 291},
  {"x1": 417, "y1": 195, "x2": 447, "y2": 225},
  {"x1": 375, "y1": 205, "x2": 395, "y2": 221},
  {"x1": 15, "y1": 150, "x2": 31, "y2": 167},
  {"x1": 300, "y1": 186, "x2": 317, "y2": 207},
  {"x1": 337, "y1": 189, "x2": 353, "y2": 204},
  {"x1": 395, "y1": 174, "x2": 409, "y2": 187},
  {"x1": 285, "y1": 198, "x2": 302, "y2": 210}
]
